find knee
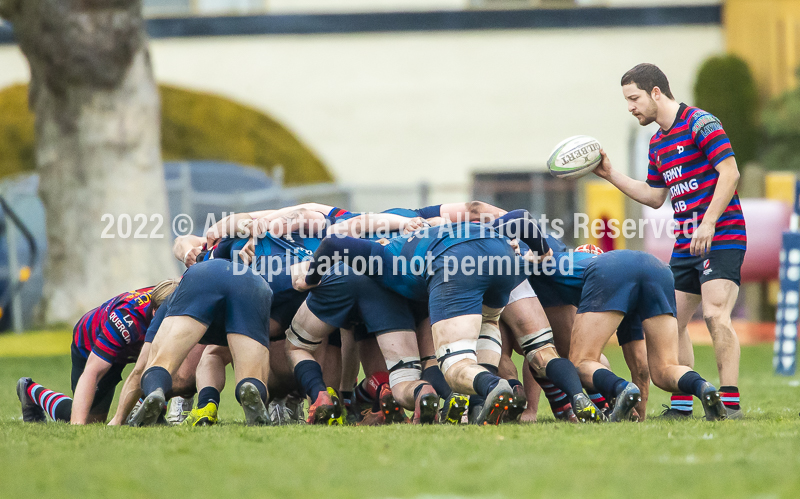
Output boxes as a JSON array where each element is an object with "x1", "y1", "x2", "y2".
[
  {"x1": 443, "y1": 358, "x2": 475, "y2": 387},
  {"x1": 529, "y1": 347, "x2": 558, "y2": 377},
  {"x1": 703, "y1": 310, "x2": 732, "y2": 332}
]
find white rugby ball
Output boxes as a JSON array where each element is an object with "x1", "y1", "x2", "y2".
[{"x1": 547, "y1": 135, "x2": 602, "y2": 179}]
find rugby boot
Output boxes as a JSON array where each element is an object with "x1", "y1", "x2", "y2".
[
  {"x1": 412, "y1": 384, "x2": 439, "y2": 425},
  {"x1": 553, "y1": 403, "x2": 579, "y2": 423},
  {"x1": 326, "y1": 387, "x2": 345, "y2": 426},
  {"x1": 125, "y1": 399, "x2": 144, "y2": 425},
  {"x1": 475, "y1": 380, "x2": 522, "y2": 426},
  {"x1": 654, "y1": 404, "x2": 692, "y2": 420},
  {"x1": 165, "y1": 395, "x2": 194, "y2": 425},
  {"x1": 572, "y1": 393, "x2": 604, "y2": 423},
  {"x1": 503, "y1": 384, "x2": 528, "y2": 422},
  {"x1": 439, "y1": 393, "x2": 469, "y2": 424},
  {"x1": 16, "y1": 377, "x2": 46, "y2": 423},
  {"x1": 128, "y1": 389, "x2": 167, "y2": 427},
  {"x1": 356, "y1": 409, "x2": 385, "y2": 426},
  {"x1": 699, "y1": 382, "x2": 727, "y2": 421},
  {"x1": 379, "y1": 384, "x2": 406, "y2": 424},
  {"x1": 607, "y1": 383, "x2": 641, "y2": 423},
  {"x1": 283, "y1": 393, "x2": 306, "y2": 424},
  {"x1": 268, "y1": 398, "x2": 286, "y2": 426},
  {"x1": 238, "y1": 382, "x2": 270, "y2": 426},
  {"x1": 307, "y1": 387, "x2": 342, "y2": 425},
  {"x1": 182, "y1": 402, "x2": 218, "y2": 427},
  {"x1": 725, "y1": 407, "x2": 744, "y2": 420}
]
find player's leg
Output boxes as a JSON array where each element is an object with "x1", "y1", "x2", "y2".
[
  {"x1": 227, "y1": 333, "x2": 271, "y2": 426},
  {"x1": 166, "y1": 343, "x2": 205, "y2": 424},
  {"x1": 416, "y1": 315, "x2": 467, "y2": 424},
  {"x1": 376, "y1": 329, "x2": 438, "y2": 424},
  {"x1": 183, "y1": 345, "x2": 230, "y2": 427},
  {"x1": 701, "y1": 278, "x2": 742, "y2": 418},
  {"x1": 570, "y1": 311, "x2": 640, "y2": 422},
  {"x1": 670, "y1": 252, "x2": 703, "y2": 417}
]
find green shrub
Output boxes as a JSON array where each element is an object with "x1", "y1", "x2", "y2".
[
  {"x1": 0, "y1": 83, "x2": 332, "y2": 185},
  {"x1": 693, "y1": 54, "x2": 759, "y2": 167},
  {"x1": 760, "y1": 69, "x2": 800, "y2": 172}
]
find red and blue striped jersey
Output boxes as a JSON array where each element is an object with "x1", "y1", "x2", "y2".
[
  {"x1": 72, "y1": 287, "x2": 155, "y2": 364},
  {"x1": 646, "y1": 103, "x2": 747, "y2": 258}
]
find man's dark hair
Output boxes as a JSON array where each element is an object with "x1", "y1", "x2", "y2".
[{"x1": 621, "y1": 63, "x2": 674, "y2": 100}]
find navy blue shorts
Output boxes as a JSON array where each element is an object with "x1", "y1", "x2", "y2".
[
  {"x1": 427, "y1": 238, "x2": 523, "y2": 324},
  {"x1": 616, "y1": 313, "x2": 645, "y2": 345},
  {"x1": 306, "y1": 263, "x2": 415, "y2": 335},
  {"x1": 166, "y1": 259, "x2": 272, "y2": 348},
  {"x1": 578, "y1": 250, "x2": 676, "y2": 321}
]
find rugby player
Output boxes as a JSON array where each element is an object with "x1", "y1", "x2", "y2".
[
  {"x1": 296, "y1": 211, "x2": 555, "y2": 424},
  {"x1": 129, "y1": 259, "x2": 273, "y2": 427},
  {"x1": 16, "y1": 281, "x2": 179, "y2": 424},
  {"x1": 597, "y1": 63, "x2": 746, "y2": 419},
  {"x1": 528, "y1": 238, "x2": 728, "y2": 421}
]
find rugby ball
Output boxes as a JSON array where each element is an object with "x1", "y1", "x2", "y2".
[{"x1": 547, "y1": 135, "x2": 602, "y2": 179}]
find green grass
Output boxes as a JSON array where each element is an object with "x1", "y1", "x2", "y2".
[{"x1": 1, "y1": 344, "x2": 799, "y2": 499}]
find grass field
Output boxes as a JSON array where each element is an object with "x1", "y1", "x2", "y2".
[{"x1": 1, "y1": 334, "x2": 799, "y2": 499}]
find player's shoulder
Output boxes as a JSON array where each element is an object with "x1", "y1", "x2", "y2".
[{"x1": 685, "y1": 106, "x2": 724, "y2": 136}]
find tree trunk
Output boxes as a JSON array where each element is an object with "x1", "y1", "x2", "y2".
[{"x1": 0, "y1": 0, "x2": 176, "y2": 324}]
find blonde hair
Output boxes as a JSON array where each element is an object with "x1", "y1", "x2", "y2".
[{"x1": 150, "y1": 277, "x2": 180, "y2": 308}]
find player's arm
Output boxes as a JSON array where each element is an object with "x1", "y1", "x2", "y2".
[
  {"x1": 108, "y1": 342, "x2": 150, "y2": 425},
  {"x1": 205, "y1": 212, "x2": 259, "y2": 249},
  {"x1": 173, "y1": 235, "x2": 205, "y2": 268},
  {"x1": 71, "y1": 352, "x2": 112, "y2": 424},
  {"x1": 690, "y1": 156, "x2": 740, "y2": 257},
  {"x1": 439, "y1": 201, "x2": 508, "y2": 223},
  {"x1": 328, "y1": 212, "x2": 410, "y2": 237},
  {"x1": 594, "y1": 150, "x2": 668, "y2": 209}
]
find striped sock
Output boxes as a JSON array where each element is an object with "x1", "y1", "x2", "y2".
[
  {"x1": 27, "y1": 383, "x2": 72, "y2": 422},
  {"x1": 588, "y1": 391, "x2": 608, "y2": 411},
  {"x1": 719, "y1": 386, "x2": 740, "y2": 411},
  {"x1": 533, "y1": 374, "x2": 570, "y2": 417},
  {"x1": 670, "y1": 393, "x2": 693, "y2": 414}
]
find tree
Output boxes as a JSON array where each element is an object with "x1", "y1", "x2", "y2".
[
  {"x1": 694, "y1": 54, "x2": 759, "y2": 167},
  {"x1": 0, "y1": 0, "x2": 176, "y2": 324},
  {"x1": 760, "y1": 69, "x2": 800, "y2": 172}
]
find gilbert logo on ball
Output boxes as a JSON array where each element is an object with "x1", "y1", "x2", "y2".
[{"x1": 547, "y1": 135, "x2": 602, "y2": 179}]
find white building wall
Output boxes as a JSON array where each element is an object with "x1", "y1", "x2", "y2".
[{"x1": 0, "y1": 25, "x2": 724, "y2": 205}]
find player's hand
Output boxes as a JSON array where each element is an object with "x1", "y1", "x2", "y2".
[
  {"x1": 508, "y1": 239, "x2": 521, "y2": 256},
  {"x1": 690, "y1": 221, "x2": 715, "y2": 257},
  {"x1": 238, "y1": 238, "x2": 256, "y2": 265},
  {"x1": 402, "y1": 217, "x2": 426, "y2": 234},
  {"x1": 183, "y1": 246, "x2": 202, "y2": 268},
  {"x1": 522, "y1": 248, "x2": 552, "y2": 264},
  {"x1": 205, "y1": 223, "x2": 223, "y2": 249},
  {"x1": 593, "y1": 149, "x2": 613, "y2": 179},
  {"x1": 290, "y1": 261, "x2": 314, "y2": 291}
]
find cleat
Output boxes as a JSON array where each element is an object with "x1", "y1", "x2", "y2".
[
  {"x1": 268, "y1": 398, "x2": 286, "y2": 426},
  {"x1": 165, "y1": 395, "x2": 194, "y2": 425},
  {"x1": 128, "y1": 389, "x2": 167, "y2": 427},
  {"x1": 16, "y1": 378, "x2": 46, "y2": 423},
  {"x1": 475, "y1": 380, "x2": 521, "y2": 426},
  {"x1": 283, "y1": 393, "x2": 306, "y2": 424},
  {"x1": 237, "y1": 382, "x2": 270, "y2": 426},
  {"x1": 307, "y1": 387, "x2": 344, "y2": 425},
  {"x1": 553, "y1": 403, "x2": 578, "y2": 423},
  {"x1": 699, "y1": 382, "x2": 727, "y2": 421},
  {"x1": 356, "y1": 409, "x2": 386, "y2": 426},
  {"x1": 379, "y1": 385, "x2": 406, "y2": 424},
  {"x1": 327, "y1": 387, "x2": 345, "y2": 426},
  {"x1": 725, "y1": 407, "x2": 744, "y2": 420},
  {"x1": 608, "y1": 383, "x2": 641, "y2": 423},
  {"x1": 182, "y1": 402, "x2": 218, "y2": 427},
  {"x1": 654, "y1": 404, "x2": 693, "y2": 420},
  {"x1": 572, "y1": 393, "x2": 604, "y2": 423},
  {"x1": 125, "y1": 399, "x2": 144, "y2": 425},
  {"x1": 440, "y1": 393, "x2": 469, "y2": 424},
  {"x1": 412, "y1": 385, "x2": 439, "y2": 425},
  {"x1": 467, "y1": 399, "x2": 484, "y2": 425}
]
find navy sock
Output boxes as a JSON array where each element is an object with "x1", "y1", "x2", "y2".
[
  {"x1": 235, "y1": 378, "x2": 267, "y2": 404},
  {"x1": 141, "y1": 366, "x2": 173, "y2": 397},
  {"x1": 293, "y1": 360, "x2": 327, "y2": 403},
  {"x1": 591, "y1": 369, "x2": 628, "y2": 402},
  {"x1": 545, "y1": 358, "x2": 585, "y2": 401},
  {"x1": 197, "y1": 387, "x2": 221, "y2": 409},
  {"x1": 677, "y1": 371, "x2": 707, "y2": 399},
  {"x1": 472, "y1": 371, "x2": 501, "y2": 398},
  {"x1": 422, "y1": 366, "x2": 452, "y2": 399},
  {"x1": 507, "y1": 378, "x2": 522, "y2": 390}
]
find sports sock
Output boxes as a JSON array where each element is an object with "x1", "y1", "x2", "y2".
[
  {"x1": 544, "y1": 358, "x2": 585, "y2": 401},
  {"x1": 677, "y1": 371, "x2": 707, "y2": 399},
  {"x1": 340, "y1": 390, "x2": 354, "y2": 407},
  {"x1": 197, "y1": 387, "x2": 221, "y2": 409},
  {"x1": 293, "y1": 360, "x2": 327, "y2": 403},
  {"x1": 532, "y1": 368, "x2": 571, "y2": 417},
  {"x1": 422, "y1": 366, "x2": 452, "y2": 399},
  {"x1": 472, "y1": 371, "x2": 501, "y2": 398},
  {"x1": 355, "y1": 372, "x2": 389, "y2": 408},
  {"x1": 587, "y1": 390, "x2": 608, "y2": 410},
  {"x1": 719, "y1": 385, "x2": 741, "y2": 411},
  {"x1": 507, "y1": 378, "x2": 522, "y2": 390},
  {"x1": 141, "y1": 366, "x2": 173, "y2": 397},
  {"x1": 27, "y1": 382, "x2": 72, "y2": 422},
  {"x1": 669, "y1": 393, "x2": 693, "y2": 414},
  {"x1": 591, "y1": 369, "x2": 629, "y2": 402},
  {"x1": 235, "y1": 378, "x2": 267, "y2": 404}
]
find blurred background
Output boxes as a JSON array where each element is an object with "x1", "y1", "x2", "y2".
[{"x1": 0, "y1": 0, "x2": 798, "y2": 341}]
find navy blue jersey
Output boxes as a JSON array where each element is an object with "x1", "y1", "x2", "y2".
[{"x1": 527, "y1": 236, "x2": 598, "y2": 307}]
